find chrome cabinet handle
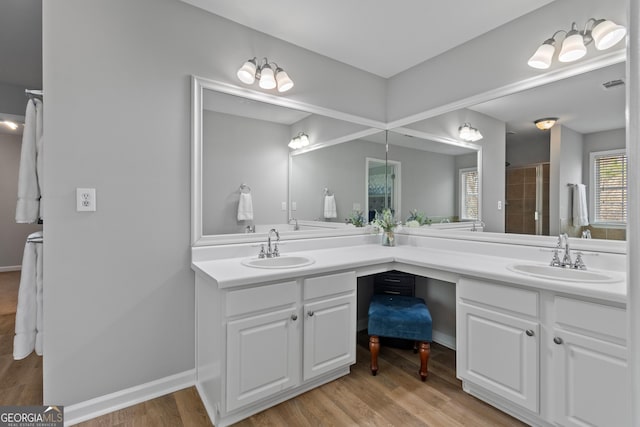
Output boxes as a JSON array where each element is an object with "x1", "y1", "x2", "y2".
[
  {"x1": 307, "y1": 311, "x2": 314, "y2": 317},
  {"x1": 525, "y1": 329, "x2": 535, "y2": 337},
  {"x1": 291, "y1": 314, "x2": 298, "y2": 321},
  {"x1": 553, "y1": 336, "x2": 563, "y2": 345}
]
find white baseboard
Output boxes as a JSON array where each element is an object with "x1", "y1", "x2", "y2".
[
  {"x1": 63, "y1": 369, "x2": 195, "y2": 426},
  {"x1": 0, "y1": 265, "x2": 21, "y2": 272}
]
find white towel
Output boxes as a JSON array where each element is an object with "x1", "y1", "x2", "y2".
[
  {"x1": 237, "y1": 192, "x2": 254, "y2": 221},
  {"x1": 13, "y1": 231, "x2": 44, "y2": 360},
  {"x1": 16, "y1": 99, "x2": 44, "y2": 223},
  {"x1": 324, "y1": 194, "x2": 337, "y2": 218},
  {"x1": 573, "y1": 184, "x2": 589, "y2": 226}
]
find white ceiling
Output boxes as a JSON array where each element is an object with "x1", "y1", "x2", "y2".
[
  {"x1": 181, "y1": 0, "x2": 554, "y2": 78},
  {"x1": 470, "y1": 62, "x2": 626, "y2": 141}
]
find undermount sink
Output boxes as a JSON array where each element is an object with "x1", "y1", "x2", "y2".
[
  {"x1": 242, "y1": 255, "x2": 315, "y2": 269},
  {"x1": 507, "y1": 263, "x2": 619, "y2": 283}
]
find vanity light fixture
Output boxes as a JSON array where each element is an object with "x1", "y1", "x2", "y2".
[
  {"x1": 288, "y1": 132, "x2": 309, "y2": 149},
  {"x1": 1, "y1": 120, "x2": 18, "y2": 130},
  {"x1": 534, "y1": 117, "x2": 558, "y2": 130},
  {"x1": 528, "y1": 18, "x2": 626, "y2": 69},
  {"x1": 237, "y1": 57, "x2": 294, "y2": 93},
  {"x1": 458, "y1": 123, "x2": 483, "y2": 142}
]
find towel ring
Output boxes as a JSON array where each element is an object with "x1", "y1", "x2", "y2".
[
  {"x1": 324, "y1": 187, "x2": 332, "y2": 196},
  {"x1": 240, "y1": 183, "x2": 251, "y2": 193}
]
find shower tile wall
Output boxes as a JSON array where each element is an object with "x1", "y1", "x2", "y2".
[{"x1": 505, "y1": 164, "x2": 549, "y2": 235}]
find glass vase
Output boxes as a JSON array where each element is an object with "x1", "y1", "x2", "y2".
[{"x1": 381, "y1": 230, "x2": 395, "y2": 246}]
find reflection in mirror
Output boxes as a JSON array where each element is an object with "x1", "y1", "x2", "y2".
[
  {"x1": 468, "y1": 61, "x2": 626, "y2": 240},
  {"x1": 195, "y1": 79, "x2": 382, "y2": 244},
  {"x1": 366, "y1": 157, "x2": 400, "y2": 221},
  {"x1": 290, "y1": 129, "x2": 480, "y2": 227}
]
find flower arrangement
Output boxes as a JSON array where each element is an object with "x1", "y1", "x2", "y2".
[
  {"x1": 407, "y1": 209, "x2": 431, "y2": 226},
  {"x1": 346, "y1": 209, "x2": 365, "y2": 227},
  {"x1": 372, "y1": 208, "x2": 397, "y2": 232}
]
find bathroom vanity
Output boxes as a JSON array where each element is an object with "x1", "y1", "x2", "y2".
[{"x1": 192, "y1": 234, "x2": 628, "y2": 427}]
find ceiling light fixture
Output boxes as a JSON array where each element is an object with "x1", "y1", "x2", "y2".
[
  {"x1": 237, "y1": 57, "x2": 294, "y2": 93},
  {"x1": 288, "y1": 132, "x2": 309, "y2": 149},
  {"x1": 534, "y1": 117, "x2": 558, "y2": 130},
  {"x1": 458, "y1": 123, "x2": 483, "y2": 142},
  {"x1": 1, "y1": 120, "x2": 19, "y2": 130},
  {"x1": 528, "y1": 18, "x2": 626, "y2": 69}
]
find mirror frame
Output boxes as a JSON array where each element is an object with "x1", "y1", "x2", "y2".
[
  {"x1": 191, "y1": 75, "x2": 385, "y2": 246},
  {"x1": 192, "y1": 49, "x2": 626, "y2": 254}
]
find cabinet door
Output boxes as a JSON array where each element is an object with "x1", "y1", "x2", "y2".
[
  {"x1": 303, "y1": 293, "x2": 356, "y2": 381},
  {"x1": 226, "y1": 307, "x2": 300, "y2": 412},
  {"x1": 552, "y1": 329, "x2": 629, "y2": 427},
  {"x1": 458, "y1": 302, "x2": 539, "y2": 413}
]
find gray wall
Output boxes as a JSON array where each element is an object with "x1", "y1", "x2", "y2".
[
  {"x1": 202, "y1": 111, "x2": 289, "y2": 234},
  {"x1": 506, "y1": 134, "x2": 550, "y2": 168},
  {"x1": 0, "y1": 132, "x2": 43, "y2": 268},
  {"x1": 550, "y1": 125, "x2": 584, "y2": 235},
  {"x1": 43, "y1": 0, "x2": 386, "y2": 406},
  {"x1": 386, "y1": 0, "x2": 627, "y2": 121}
]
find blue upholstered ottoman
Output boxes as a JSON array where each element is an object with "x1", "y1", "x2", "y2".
[{"x1": 367, "y1": 294, "x2": 432, "y2": 381}]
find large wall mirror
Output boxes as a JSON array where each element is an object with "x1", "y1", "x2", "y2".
[
  {"x1": 192, "y1": 55, "x2": 625, "y2": 246},
  {"x1": 191, "y1": 77, "x2": 384, "y2": 245},
  {"x1": 461, "y1": 61, "x2": 625, "y2": 240}
]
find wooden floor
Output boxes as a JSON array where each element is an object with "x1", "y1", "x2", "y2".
[
  {"x1": 0, "y1": 271, "x2": 43, "y2": 407},
  {"x1": 0, "y1": 271, "x2": 525, "y2": 426}
]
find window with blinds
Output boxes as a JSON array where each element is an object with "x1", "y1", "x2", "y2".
[
  {"x1": 460, "y1": 168, "x2": 479, "y2": 220},
  {"x1": 590, "y1": 149, "x2": 627, "y2": 224}
]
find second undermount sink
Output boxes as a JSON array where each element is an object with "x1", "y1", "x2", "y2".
[
  {"x1": 242, "y1": 255, "x2": 315, "y2": 269},
  {"x1": 507, "y1": 263, "x2": 620, "y2": 283}
]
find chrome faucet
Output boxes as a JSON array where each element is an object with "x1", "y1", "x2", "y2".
[
  {"x1": 290, "y1": 218, "x2": 299, "y2": 231},
  {"x1": 559, "y1": 233, "x2": 572, "y2": 267},
  {"x1": 266, "y1": 228, "x2": 280, "y2": 258},
  {"x1": 549, "y1": 233, "x2": 586, "y2": 269}
]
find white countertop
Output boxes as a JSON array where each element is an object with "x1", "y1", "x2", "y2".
[{"x1": 192, "y1": 243, "x2": 627, "y2": 304}]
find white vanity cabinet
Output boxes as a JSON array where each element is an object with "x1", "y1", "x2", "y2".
[
  {"x1": 225, "y1": 280, "x2": 300, "y2": 412},
  {"x1": 551, "y1": 296, "x2": 629, "y2": 427},
  {"x1": 457, "y1": 277, "x2": 629, "y2": 427},
  {"x1": 302, "y1": 272, "x2": 357, "y2": 381},
  {"x1": 457, "y1": 277, "x2": 540, "y2": 413},
  {"x1": 195, "y1": 270, "x2": 356, "y2": 427}
]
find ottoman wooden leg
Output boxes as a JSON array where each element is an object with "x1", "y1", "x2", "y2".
[
  {"x1": 418, "y1": 342, "x2": 430, "y2": 381},
  {"x1": 369, "y1": 335, "x2": 380, "y2": 376}
]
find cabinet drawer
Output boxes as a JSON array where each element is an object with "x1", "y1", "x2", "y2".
[
  {"x1": 458, "y1": 278, "x2": 538, "y2": 318},
  {"x1": 226, "y1": 281, "x2": 298, "y2": 317},
  {"x1": 303, "y1": 271, "x2": 356, "y2": 300},
  {"x1": 554, "y1": 296, "x2": 626, "y2": 342}
]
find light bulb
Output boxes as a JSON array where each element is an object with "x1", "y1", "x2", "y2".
[
  {"x1": 558, "y1": 28, "x2": 587, "y2": 62},
  {"x1": 592, "y1": 19, "x2": 626, "y2": 50},
  {"x1": 237, "y1": 58, "x2": 257, "y2": 85},
  {"x1": 527, "y1": 41, "x2": 555, "y2": 69},
  {"x1": 258, "y1": 64, "x2": 276, "y2": 89},
  {"x1": 275, "y1": 68, "x2": 294, "y2": 92}
]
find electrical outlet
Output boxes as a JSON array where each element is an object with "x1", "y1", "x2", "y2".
[
  {"x1": 292, "y1": 201, "x2": 297, "y2": 211},
  {"x1": 497, "y1": 200, "x2": 502, "y2": 210},
  {"x1": 281, "y1": 202, "x2": 287, "y2": 211},
  {"x1": 77, "y1": 188, "x2": 96, "y2": 212}
]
